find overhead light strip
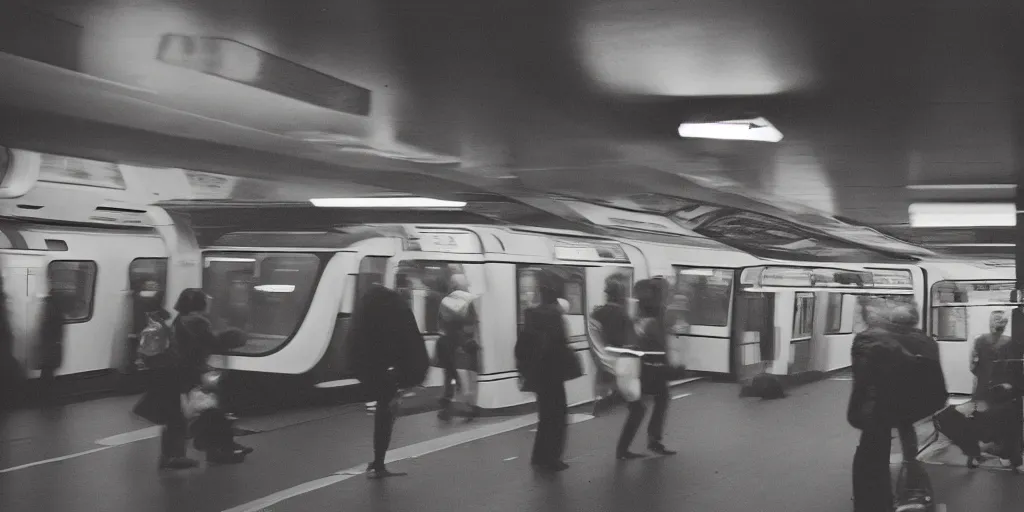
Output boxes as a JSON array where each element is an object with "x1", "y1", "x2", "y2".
[
  {"x1": 906, "y1": 184, "x2": 1015, "y2": 191},
  {"x1": 908, "y1": 202, "x2": 1016, "y2": 228},
  {"x1": 309, "y1": 197, "x2": 467, "y2": 208}
]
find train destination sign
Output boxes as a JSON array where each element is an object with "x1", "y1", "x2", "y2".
[{"x1": 741, "y1": 266, "x2": 915, "y2": 292}]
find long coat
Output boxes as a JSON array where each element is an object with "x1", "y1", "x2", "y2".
[{"x1": 348, "y1": 285, "x2": 429, "y2": 395}]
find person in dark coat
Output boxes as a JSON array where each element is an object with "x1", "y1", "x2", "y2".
[
  {"x1": 134, "y1": 289, "x2": 249, "y2": 469},
  {"x1": 616, "y1": 278, "x2": 677, "y2": 460},
  {"x1": 515, "y1": 269, "x2": 580, "y2": 472},
  {"x1": 848, "y1": 298, "x2": 934, "y2": 512},
  {"x1": 36, "y1": 293, "x2": 65, "y2": 404},
  {"x1": 348, "y1": 284, "x2": 429, "y2": 478}
]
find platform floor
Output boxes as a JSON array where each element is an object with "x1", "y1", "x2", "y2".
[{"x1": 1, "y1": 377, "x2": 1022, "y2": 512}]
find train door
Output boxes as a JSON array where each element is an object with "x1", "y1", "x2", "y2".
[
  {"x1": 313, "y1": 247, "x2": 395, "y2": 387},
  {"x1": 731, "y1": 291, "x2": 775, "y2": 382},
  {"x1": 930, "y1": 280, "x2": 1016, "y2": 395}
]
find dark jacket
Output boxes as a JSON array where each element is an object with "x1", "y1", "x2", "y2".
[
  {"x1": 591, "y1": 303, "x2": 633, "y2": 349},
  {"x1": 173, "y1": 312, "x2": 224, "y2": 389},
  {"x1": 515, "y1": 303, "x2": 577, "y2": 390},
  {"x1": 348, "y1": 285, "x2": 429, "y2": 394},
  {"x1": 971, "y1": 332, "x2": 1024, "y2": 402},
  {"x1": 847, "y1": 308, "x2": 935, "y2": 430}
]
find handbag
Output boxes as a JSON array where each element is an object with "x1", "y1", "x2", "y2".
[
  {"x1": 614, "y1": 355, "x2": 642, "y2": 402},
  {"x1": 182, "y1": 387, "x2": 219, "y2": 419}
]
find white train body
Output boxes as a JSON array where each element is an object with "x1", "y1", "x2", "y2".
[{"x1": 0, "y1": 149, "x2": 1013, "y2": 403}]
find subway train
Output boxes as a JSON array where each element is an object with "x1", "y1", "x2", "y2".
[
  {"x1": 0, "y1": 154, "x2": 1014, "y2": 404},
  {"x1": 166, "y1": 200, "x2": 1014, "y2": 408}
]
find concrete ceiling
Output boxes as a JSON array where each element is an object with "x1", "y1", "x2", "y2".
[{"x1": 0, "y1": 0, "x2": 1019, "y2": 255}]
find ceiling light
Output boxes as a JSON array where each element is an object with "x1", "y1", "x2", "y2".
[
  {"x1": 909, "y1": 202, "x2": 1016, "y2": 228},
  {"x1": 309, "y1": 197, "x2": 467, "y2": 208},
  {"x1": 254, "y1": 284, "x2": 295, "y2": 293},
  {"x1": 678, "y1": 117, "x2": 783, "y2": 143}
]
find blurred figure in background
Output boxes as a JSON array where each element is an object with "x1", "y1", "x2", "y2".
[
  {"x1": 969, "y1": 311, "x2": 1023, "y2": 471},
  {"x1": 35, "y1": 292, "x2": 66, "y2": 404},
  {"x1": 516, "y1": 269, "x2": 581, "y2": 472},
  {"x1": 588, "y1": 274, "x2": 632, "y2": 416},
  {"x1": 1, "y1": 274, "x2": 25, "y2": 416}
]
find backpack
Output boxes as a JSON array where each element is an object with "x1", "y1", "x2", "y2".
[
  {"x1": 137, "y1": 318, "x2": 176, "y2": 369},
  {"x1": 890, "y1": 332, "x2": 948, "y2": 423}
]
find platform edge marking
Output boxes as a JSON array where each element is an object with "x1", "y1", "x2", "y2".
[
  {"x1": 0, "y1": 446, "x2": 113, "y2": 474},
  {"x1": 94, "y1": 426, "x2": 163, "y2": 446},
  {"x1": 221, "y1": 414, "x2": 540, "y2": 512}
]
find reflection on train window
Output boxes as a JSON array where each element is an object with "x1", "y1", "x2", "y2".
[
  {"x1": 395, "y1": 261, "x2": 479, "y2": 334},
  {"x1": 793, "y1": 292, "x2": 815, "y2": 339},
  {"x1": 670, "y1": 267, "x2": 733, "y2": 331},
  {"x1": 47, "y1": 260, "x2": 97, "y2": 323},
  {"x1": 203, "y1": 252, "x2": 324, "y2": 355},
  {"x1": 932, "y1": 307, "x2": 967, "y2": 342},
  {"x1": 824, "y1": 293, "x2": 850, "y2": 335},
  {"x1": 129, "y1": 258, "x2": 168, "y2": 296},
  {"x1": 517, "y1": 265, "x2": 586, "y2": 324},
  {"x1": 356, "y1": 256, "x2": 388, "y2": 301}
]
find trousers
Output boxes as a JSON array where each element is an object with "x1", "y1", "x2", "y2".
[{"x1": 532, "y1": 381, "x2": 568, "y2": 465}]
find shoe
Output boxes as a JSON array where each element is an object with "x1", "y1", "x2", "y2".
[
  {"x1": 463, "y1": 406, "x2": 481, "y2": 423},
  {"x1": 894, "y1": 491, "x2": 932, "y2": 512},
  {"x1": 648, "y1": 442, "x2": 677, "y2": 456},
  {"x1": 207, "y1": 449, "x2": 246, "y2": 464},
  {"x1": 616, "y1": 451, "x2": 645, "y2": 461},
  {"x1": 158, "y1": 456, "x2": 199, "y2": 470},
  {"x1": 437, "y1": 406, "x2": 452, "y2": 422},
  {"x1": 365, "y1": 462, "x2": 407, "y2": 479},
  {"x1": 233, "y1": 443, "x2": 254, "y2": 455}
]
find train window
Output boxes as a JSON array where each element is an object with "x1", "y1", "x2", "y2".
[
  {"x1": 932, "y1": 307, "x2": 968, "y2": 342},
  {"x1": 129, "y1": 258, "x2": 168, "y2": 294},
  {"x1": 356, "y1": 256, "x2": 388, "y2": 301},
  {"x1": 669, "y1": 267, "x2": 733, "y2": 330},
  {"x1": 793, "y1": 292, "x2": 815, "y2": 339},
  {"x1": 47, "y1": 260, "x2": 98, "y2": 323},
  {"x1": 824, "y1": 293, "x2": 852, "y2": 335},
  {"x1": 203, "y1": 252, "x2": 324, "y2": 355},
  {"x1": 395, "y1": 261, "x2": 481, "y2": 334},
  {"x1": 517, "y1": 265, "x2": 586, "y2": 324}
]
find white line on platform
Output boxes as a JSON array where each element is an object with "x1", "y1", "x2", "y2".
[
  {"x1": 672, "y1": 393, "x2": 693, "y2": 400},
  {"x1": 0, "y1": 425, "x2": 167, "y2": 474},
  {"x1": 0, "y1": 446, "x2": 113, "y2": 474},
  {"x1": 94, "y1": 426, "x2": 163, "y2": 446},
  {"x1": 222, "y1": 414, "x2": 542, "y2": 512}
]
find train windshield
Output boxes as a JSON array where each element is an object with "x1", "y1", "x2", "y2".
[
  {"x1": 930, "y1": 280, "x2": 1015, "y2": 342},
  {"x1": 202, "y1": 252, "x2": 326, "y2": 355}
]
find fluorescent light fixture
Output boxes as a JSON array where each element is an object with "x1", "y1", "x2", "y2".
[
  {"x1": 906, "y1": 184, "x2": 1015, "y2": 191},
  {"x1": 310, "y1": 197, "x2": 467, "y2": 208},
  {"x1": 678, "y1": 117, "x2": 783, "y2": 143},
  {"x1": 909, "y1": 202, "x2": 1016, "y2": 228},
  {"x1": 205, "y1": 257, "x2": 256, "y2": 263},
  {"x1": 254, "y1": 284, "x2": 295, "y2": 293},
  {"x1": 678, "y1": 268, "x2": 716, "y2": 276}
]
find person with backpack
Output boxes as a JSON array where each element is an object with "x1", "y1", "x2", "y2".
[
  {"x1": 848, "y1": 298, "x2": 947, "y2": 512},
  {"x1": 133, "y1": 289, "x2": 250, "y2": 469},
  {"x1": 348, "y1": 284, "x2": 430, "y2": 479},
  {"x1": 515, "y1": 269, "x2": 581, "y2": 472},
  {"x1": 435, "y1": 274, "x2": 481, "y2": 422}
]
